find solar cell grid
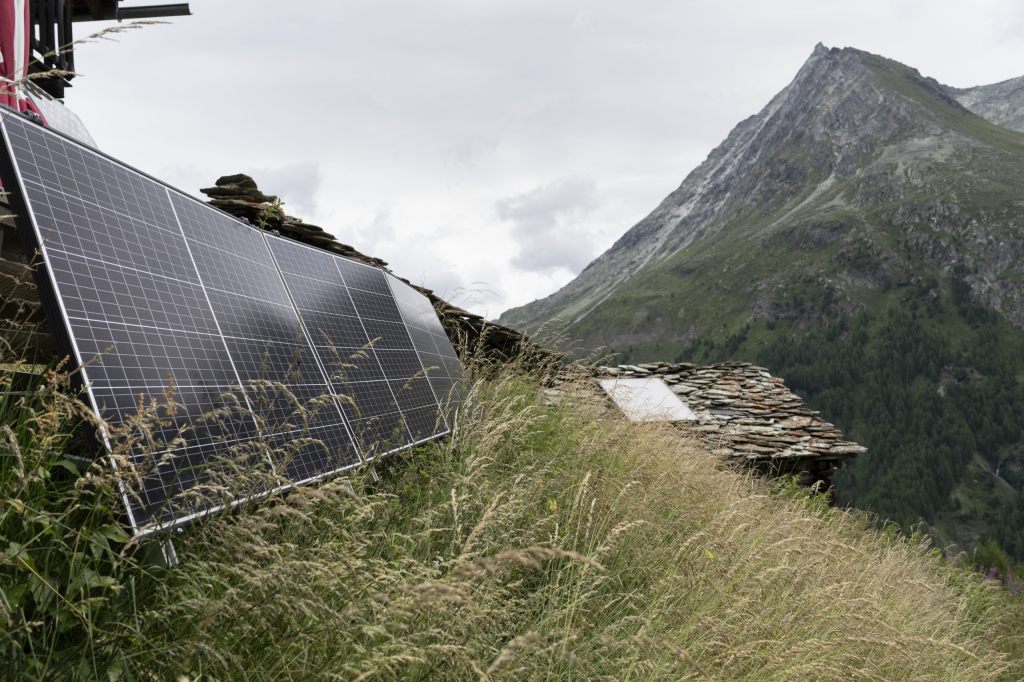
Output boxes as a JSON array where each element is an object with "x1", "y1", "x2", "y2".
[
  {"x1": 48, "y1": 250, "x2": 220, "y2": 336},
  {"x1": 269, "y1": 425, "x2": 359, "y2": 483},
  {"x1": 266, "y1": 235, "x2": 424, "y2": 454},
  {"x1": 264, "y1": 236, "x2": 328, "y2": 275},
  {"x1": 334, "y1": 378, "x2": 400, "y2": 418},
  {"x1": 390, "y1": 377, "x2": 439, "y2": 411},
  {"x1": 297, "y1": 309, "x2": 367, "y2": 350},
  {"x1": 93, "y1": 384, "x2": 258, "y2": 450},
  {"x1": 0, "y1": 110, "x2": 464, "y2": 535},
  {"x1": 317, "y1": 345, "x2": 389, "y2": 384},
  {"x1": 203, "y1": 290, "x2": 305, "y2": 345},
  {"x1": 373, "y1": 348, "x2": 425, "y2": 381},
  {"x1": 246, "y1": 383, "x2": 354, "y2": 438},
  {"x1": 171, "y1": 193, "x2": 272, "y2": 260},
  {"x1": 335, "y1": 258, "x2": 392, "y2": 296},
  {"x1": 22, "y1": 182, "x2": 198, "y2": 282},
  {"x1": 276, "y1": 268, "x2": 358, "y2": 313},
  {"x1": 361, "y1": 318, "x2": 416, "y2": 350},
  {"x1": 190, "y1": 250, "x2": 295, "y2": 306},
  {"x1": 347, "y1": 287, "x2": 403, "y2": 324},
  {"x1": 74, "y1": 323, "x2": 238, "y2": 389},
  {"x1": 172, "y1": 193, "x2": 360, "y2": 478},
  {"x1": 404, "y1": 406, "x2": 445, "y2": 442},
  {"x1": 404, "y1": 325, "x2": 442, "y2": 356}
]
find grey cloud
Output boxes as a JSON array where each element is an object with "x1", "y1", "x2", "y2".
[
  {"x1": 250, "y1": 162, "x2": 322, "y2": 219},
  {"x1": 497, "y1": 177, "x2": 601, "y2": 274}
]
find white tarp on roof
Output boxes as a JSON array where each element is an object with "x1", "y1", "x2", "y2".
[{"x1": 598, "y1": 376, "x2": 697, "y2": 422}]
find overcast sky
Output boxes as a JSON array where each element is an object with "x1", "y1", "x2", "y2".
[{"x1": 62, "y1": 0, "x2": 1024, "y2": 318}]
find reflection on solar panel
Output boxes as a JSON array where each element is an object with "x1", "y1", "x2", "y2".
[{"x1": 0, "y1": 110, "x2": 464, "y2": 535}]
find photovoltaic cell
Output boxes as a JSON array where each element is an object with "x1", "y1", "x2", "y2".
[
  {"x1": 387, "y1": 272, "x2": 464, "y2": 421},
  {"x1": 0, "y1": 110, "x2": 464, "y2": 534},
  {"x1": 266, "y1": 235, "x2": 432, "y2": 458}
]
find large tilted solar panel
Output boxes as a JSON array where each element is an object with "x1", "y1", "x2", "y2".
[{"x1": 0, "y1": 110, "x2": 464, "y2": 534}]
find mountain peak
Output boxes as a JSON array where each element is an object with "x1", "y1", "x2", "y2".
[{"x1": 500, "y1": 46, "x2": 1024, "y2": 334}]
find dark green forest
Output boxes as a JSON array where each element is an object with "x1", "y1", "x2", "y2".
[{"x1": 670, "y1": 272, "x2": 1024, "y2": 562}]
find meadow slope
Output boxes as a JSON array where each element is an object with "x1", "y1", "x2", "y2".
[{"x1": 2, "y1": 361, "x2": 1024, "y2": 679}]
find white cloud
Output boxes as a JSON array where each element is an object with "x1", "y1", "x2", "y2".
[{"x1": 496, "y1": 177, "x2": 601, "y2": 273}]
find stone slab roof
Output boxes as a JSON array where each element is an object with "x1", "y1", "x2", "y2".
[{"x1": 593, "y1": 360, "x2": 866, "y2": 474}]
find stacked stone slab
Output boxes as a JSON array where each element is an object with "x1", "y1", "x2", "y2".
[
  {"x1": 594, "y1": 361, "x2": 866, "y2": 487},
  {"x1": 200, "y1": 174, "x2": 559, "y2": 368}
]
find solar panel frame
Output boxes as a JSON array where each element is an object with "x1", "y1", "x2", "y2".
[{"x1": 0, "y1": 109, "x2": 464, "y2": 536}]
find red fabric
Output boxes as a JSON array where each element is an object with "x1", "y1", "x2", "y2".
[
  {"x1": 0, "y1": 1, "x2": 48, "y2": 123},
  {"x1": 0, "y1": 0, "x2": 48, "y2": 193},
  {"x1": 0, "y1": 0, "x2": 18, "y2": 110}
]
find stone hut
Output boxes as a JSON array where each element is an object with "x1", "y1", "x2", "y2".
[{"x1": 592, "y1": 361, "x2": 866, "y2": 488}]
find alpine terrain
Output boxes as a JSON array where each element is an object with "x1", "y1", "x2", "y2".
[{"x1": 500, "y1": 44, "x2": 1024, "y2": 562}]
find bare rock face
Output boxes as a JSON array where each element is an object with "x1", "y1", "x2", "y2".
[{"x1": 949, "y1": 75, "x2": 1024, "y2": 132}]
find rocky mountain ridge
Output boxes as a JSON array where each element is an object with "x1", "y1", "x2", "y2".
[{"x1": 499, "y1": 45, "x2": 1024, "y2": 345}]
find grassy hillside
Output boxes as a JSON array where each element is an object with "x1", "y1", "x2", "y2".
[{"x1": 4, "y1": 355, "x2": 1024, "y2": 679}]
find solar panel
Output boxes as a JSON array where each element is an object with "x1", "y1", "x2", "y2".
[{"x1": 0, "y1": 110, "x2": 464, "y2": 534}]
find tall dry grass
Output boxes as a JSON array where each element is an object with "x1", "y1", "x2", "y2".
[{"x1": 2, "y1": 345, "x2": 1024, "y2": 678}]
